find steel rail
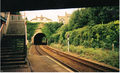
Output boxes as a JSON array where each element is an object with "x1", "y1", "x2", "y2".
[
  {"x1": 35, "y1": 45, "x2": 77, "y2": 72},
  {"x1": 42, "y1": 45, "x2": 119, "y2": 72}
]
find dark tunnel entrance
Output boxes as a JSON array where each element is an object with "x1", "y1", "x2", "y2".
[{"x1": 34, "y1": 33, "x2": 47, "y2": 45}]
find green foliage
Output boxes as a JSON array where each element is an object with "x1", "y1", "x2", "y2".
[
  {"x1": 87, "y1": 6, "x2": 119, "y2": 24},
  {"x1": 48, "y1": 34, "x2": 60, "y2": 45},
  {"x1": 67, "y1": 20, "x2": 119, "y2": 50},
  {"x1": 50, "y1": 43, "x2": 119, "y2": 68},
  {"x1": 68, "y1": 9, "x2": 89, "y2": 30},
  {"x1": 68, "y1": 6, "x2": 119, "y2": 31},
  {"x1": 26, "y1": 21, "x2": 39, "y2": 42},
  {"x1": 49, "y1": 20, "x2": 119, "y2": 51},
  {"x1": 83, "y1": 40, "x2": 89, "y2": 48},
  {"x1": 41, "y1": 22, "x2": 63, "y2": 41},
  {"x1": 27, "y1": 40, "x2": 31, "y2": 53},
  {"x1": 48, "y1": 24, "x2": 68, "y2": 45},
  {"x1": 42, "y1": 26, "x2": 52, "y2": 40},
  {"x1": 73, "y1": 36, "x2": 80, "y2": 46},
  {"x1": 50, "y1": 20, "x2": 119, "y2": 50}
]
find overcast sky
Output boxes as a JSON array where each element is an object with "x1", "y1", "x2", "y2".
[{"x1": 20, "y1": 8, "x2": 80, "y2": 22}]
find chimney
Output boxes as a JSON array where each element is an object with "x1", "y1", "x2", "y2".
[
  {"x1": 41, "y1": 15, "x2": 42, "y2": 17},
  {"x1": 58, "y1": 15, "x2": 59, "y2": 17},
  {"x1": 36, "y1": 15, "x2": 37, "y2": 18}
]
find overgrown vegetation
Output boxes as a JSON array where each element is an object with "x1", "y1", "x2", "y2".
[
  {"x1": 27, "y1": 21, "x2": 39, "y2": 42},
  {"x1": 41, "y1": 22, "x2": 63, "y2": 40},
  {"x1": 48, "y1": 20, "x2": 119, "y2": 51},
  {"x1": 50, "y1": 43, "x2": 119, "y2": 68},
  {"x1": 27, "y1": 41, "x2": 31, "y2": 53}
]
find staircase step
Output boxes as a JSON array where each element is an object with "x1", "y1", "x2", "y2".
[
  {"x1": 1, "y1": 61, "x2": 26, "y2": 66},
  {"x1": 1, "y1": 30, "x2": 27, "y2": 70},
  {"x1": 1, "y1": 47, "x2": 24, "y2": 49},
  {"x1": 1, "y1": 49, "x2": 25, "y2": 53},
  {"x1": 1, "y1": 58, "x2": 25, "y2": 62},
  {"x1": 1, "y1": 64, "x2": 28, "y2": 70},
  {"x1": 1, "y1": 52, "x2": 25, "y2": 56},
  {"x1": 3, "y1": 34, "x2": 25, "y2": 37},
  {"x1": 1, "y1": 55, "x2": 25, "y2": 59},
  {"x1": 1, "y1": 49, "x2": 25, "y2": 52}
]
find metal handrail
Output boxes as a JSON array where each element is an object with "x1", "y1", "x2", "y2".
[{"x1": 10, "y1": 15, "x2": 25, "y2": 21}]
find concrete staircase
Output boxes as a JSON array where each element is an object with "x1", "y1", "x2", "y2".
[
  {"x1": 7, "y1": 21, "x2": 25, "y2": 34},
  {"x1": 1, "y1": 20, "x2": 27, "y2": 70}
]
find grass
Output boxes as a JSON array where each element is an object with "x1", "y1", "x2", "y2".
[
  {"x1": 27, "y1": 41, "x2": 31, "y2": 53},
  {"x1": 50, "y1": 43, "x2": 119, "y2": 68}
]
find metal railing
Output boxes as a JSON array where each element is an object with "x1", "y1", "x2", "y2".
[{"x1": 10, "y1": 15, "x2": 25, "y2": 21}]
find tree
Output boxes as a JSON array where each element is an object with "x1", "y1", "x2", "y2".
[
  {"x1": 68, "y1": 8, "x2": 89, "y2": 31},
  {"x1": 87, "y1": 6, "x2": 119, "y2": 24},
  {"x1": 68, "y1": 6, "x2": 119, "y2": 31},
  {"x1": 68, "y1": 9, "x2": 81, "y2": 31}
]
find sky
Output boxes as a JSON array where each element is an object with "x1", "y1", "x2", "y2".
[{"x1": 20, "y1": 8, "x2": 80, "y2": 22}]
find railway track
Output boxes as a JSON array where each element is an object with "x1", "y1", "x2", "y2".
[
  {"x1": 35, "y1": 45, "x2": 119, "y2": 72},
  {"x1": 35, "y1": 45, "x2": 47, "y2": 55}
]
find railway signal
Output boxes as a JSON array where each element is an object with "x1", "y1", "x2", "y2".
[{"x1": 67, "y1": 34, "x2": 70, "y2": 52}]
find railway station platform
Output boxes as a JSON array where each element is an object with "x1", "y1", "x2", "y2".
[{"x1": 2, "y1": 45, "x2": 73, "y2": 72}]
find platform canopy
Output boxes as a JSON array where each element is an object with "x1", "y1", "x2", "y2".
[{"x1": 1, "y1": 0, "x2": 118, "y2": 12}]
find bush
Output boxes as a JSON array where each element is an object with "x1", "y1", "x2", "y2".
[
  {"x1": 63, "y1": 40, "x2": 67, "y2": 46},
  {"x1": 62, "y1": 46, "x2": 68, "y2": 51},
  {"x1": 50, "y1": 43, "x2": 119, "y2": 68},
  {"x1": 73, "y1": 36, "x2": 80, "y2": 46},
  {"x1": 67, "y1": 20, "x2": 119, "y2": 50},
  {"x1": 83, "y1": 40, "x2": 89, "y2": 48},
  {"x1": 41, "y1": 22, "x2": 63, "y2": 40}
]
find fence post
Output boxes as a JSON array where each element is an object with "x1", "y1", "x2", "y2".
[
  {"x1": 67, "y1": 34, "x2": 70, "y2": 52},
  {"x1": 112, "y1": 43, "x2": 114, "y2": 51}
]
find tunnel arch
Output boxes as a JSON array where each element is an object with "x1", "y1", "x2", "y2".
[{"x1": 34, "y1": 33, "x2": 47, "y2": 45}]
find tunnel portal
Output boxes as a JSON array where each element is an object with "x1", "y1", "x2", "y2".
[{"x1": 34, "y1": 33, "x2": 47, "y2": 45}]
